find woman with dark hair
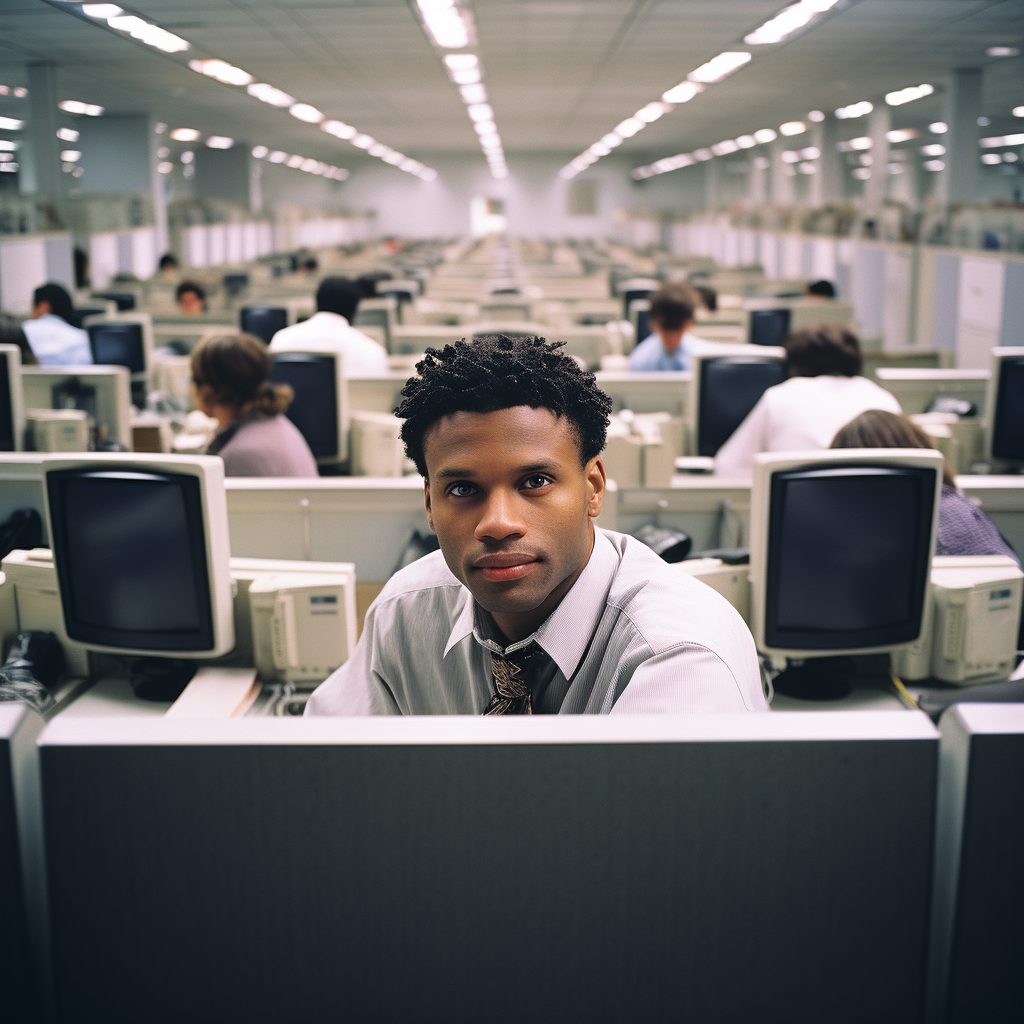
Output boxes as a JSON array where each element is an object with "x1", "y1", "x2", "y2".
[
  {"x1": 713, "y1": 324, "x2": 901, "y2": 477},
  {"x1": 831, "y1": 409, "x2": 1019, "y2": 565},
  {"x1": 190, "y1": 332, "x2": 317, "y2": 478}
]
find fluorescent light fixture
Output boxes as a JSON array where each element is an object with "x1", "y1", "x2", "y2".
[
  {"x1": 615, "y1": 117, "x2": 645, "y2": 138},
  {"x1": 688, "y1": 51, "x2": 751, "y2": 84},
  {"x1": 419, "y1": 168, "x2": 438, "y2": 181},
  {"x1": 368, "y1": 143, "x2": 389, "y2": 158},
  {"x1": 473, "y1": 120, "x2": 497, "y2": 135},
  {"x1": 929, "y1": 121, "x2": 948, "y2": 134},
  {"x1": 59, "y1": 149, "x2": 81, "y2": 162},
  {"x1": 661, "y1": 81, "x2": 703, "y2": 104},
  {"x1": 206, "y1": 136, "x2": 233, "y2": 149},
  {"x1": 169, "y1": 127, "x2": 201, "y2": 142},
  {"x1": 852, "y1": 167, "x2": 871, "y2": 180},
  {"x1": 886, "y1": 128, "x2": 919, "y2": 143},
  {"x1": 798, "y1": 162, "x2": 816, "y2": 174},
  {"x1": 781, "y1": 149, "x2": 800, "y2": 163},
  {"x1": 154, "y1": 122, "x2": 166, "y2": 134},
  {"x1": 300, "y1": 157, "x2": 318, "y2": 172},
  {"x1": 157, "y1": 161, "x2": 173, "y2": 174},
  {"x1": 1004, "y1": 152, "x2": 1019, "y2": 163},
  {"x1": 780, "y1": 120, "x2": 807, "y2": 136},
  {"x1": 693, "y1": 148, "x2": 713, "y2": 161},
  {"x1": 837, "y1": 136, "x2": 872, "y2": 152},
  {"x1": 467, "y1": 104, "x2": 493, "y2": 122},
  {"x1": 589, "y1": 142, "x2": 611, "y2": 156},
  {"x1": 1013, "y1": 106, "x2": 1024, "y2": 118},
  {"x1": 735, "y1": 135, "x2": 756, "y2": 149},
  {"x1": 286, "y1": 154, "x2": 304, "y2": 168},
  {"x1": 799, "y1": 146, "x2": 820, "y2": 159},
  {"x1": 289, "y1": 103, "x2": 324, "y2": 124},
  {"x1": 179, "y1": 151, "x2": 194, "y2": 164},
  {"x1": 980, "y1": 132, "x2": 1024, "y2": 147},
  {"x1": 978, "y1": 116, "x2": 990, "y2": 126},
  {"x1": 712, "y1": 139, "x2": 740, "y2": 156},
  {"x1": 82, "y1": 4, "x2": 123, "y2": 16},
  {"x1": 745, "y1": 0, "x2": 841, "y2": 45},
  {"x1": 321, "y1": 120, "x2": 357, "y2": 140},
  {"x1": 13, "y1": 88, "x2": 26, "y2": 99},
  {"x1": 886, "y1": 83, "x2": 934, "y2": 106},
  {"x1": 478, "y1": 132, "x2": 501, "y2": 148},
  {"x1": 247, "y1": 83, "x2": 295, "y2": 107},
  {"x1": 635, "y1": 101, "x2": 670, "y2": 123},
  {"x1": 0, "y1": 141, "x2": 17, "y2": 151},
  {"x1": 459, "y1": 83, "x2": 487, "y2": 104},
  {"x1": 920, "y1": 143, "x2": 945, "y2": 156},
  {"x1": 808, "y1": 110, "x2": 825, "y2": 122},
  {"x1": 923, "y1": 160, "x2": 945, "y2": 171},
  {"x1": 0, "y1": 116, "x2": 24, "y2": 130},
  {"x1": 835, "y1": 100, "x2": 872, "y2": 119},
  {"x1": 987, "y1": 47, "x2": 1019, "y2": 57},
  {"x1": 417, "y1": 0, "x2": 473, "y2": 48},
  {"x1": 251, "y1": 145, "x2": 268, "y2": 159},
  {"x1": 56, "y1": 127, "x2": 79, "y2": 142},
  {"x1": 451, "y1": 68, "x2": 480, "y2": 85},
  {"x1": 267, "y1": 151, "x2": 287, "y2": 163},
  {"x1": 444, "y1": 54, "x2": 478, "y2": 70},
  {"x1": 106, "y1": 14, "x2": 189, "y2": 53},
  {"x1": 0, "y1": 163, "x2": 18, "y2": 173},
  {"x1": 189, "y1": 59, "x2": 253, "y2": 87},
  {"x1": 351, "y1": 134, "x2": 375, "y2": 149},
  {"x1": 753, "y1": 128, "x2": 777, "y2": 143},
  {"x1": 753, "y1": 156, "x2": 770, "y2": 170},
  {"x1": 59, "y1": 100, "x2": 103, "y2": 116},
  {"x1": 981, "y1": 153, "x2": 1002, "y2": 165}
]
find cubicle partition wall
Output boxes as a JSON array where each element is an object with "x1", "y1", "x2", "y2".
[
  {"x1": 0, "y1": 455, "x2": 47, "y2": 545},
  {"x1": 956, "y1": 477, "x2": 1024, "y2": 560},
  {"x1": 928, "y1": 705, "x2": 1024, "y2": 1024},
  {"x1": 39, "y1": 712, "x2": 939, "y2": 1024},
  {"x1": 0, "y1": 233, "x2": 75, "y2": 315}
]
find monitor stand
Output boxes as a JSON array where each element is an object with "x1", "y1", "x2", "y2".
[{"x1": 772, "y1": 656, "x2": 855, "y2": 701}]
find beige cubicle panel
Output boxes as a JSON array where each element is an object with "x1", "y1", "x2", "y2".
[
  {"x1": 348, "y1": 374, "x2": 411, "y2": 415},
  {"x1": 875, "y1": 368, "x2": 990, "y2": 416},
  {"x1": 957, "y1": 477, "x2": 1024, "y2": 556},
  {"x1": 20, "y1": 366, "x2": 133, "y2": 451},
  {"x1": 595, "y1": 371, "x2": 691, "y2": 417}
]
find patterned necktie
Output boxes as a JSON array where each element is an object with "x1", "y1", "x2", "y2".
[{"x1": 482, "y1": 654, "x2": 533, "y2": 715}]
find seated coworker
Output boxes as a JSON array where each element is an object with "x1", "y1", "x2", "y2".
[
  {"x1": 0, "y1": 313, "x2": 38, "y2": 365},
  {"x1": 306, "y1": 334, "x2": 766, "y2": 716},
  {"x1": 714, "y1": 324, "x2": 901, "y2": 478},
  {"x1": 806, "y1": 279, "x2": 836, "y2": 300},
  {"x1": 190, "y1": 332, "x2": 318, "y2": 478},
  {"x1": 176, "y1": 281, "x2": 207, "y2": 315},
  {"x1": 831, "y1": 409, "x2": 1020, "y2": 566},
  {"x1": 627, "y1": 283, "x2": 720, "y2": 372},
  {"x1": 21, "y1": 283, "x2": 92, "y2": 366}
]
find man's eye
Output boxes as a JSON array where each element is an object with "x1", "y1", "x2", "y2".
[
  {"x1": 449, "y1": 483, "x2": 477, "y2": 497},
  {"x1": 522, "y1": 475, "x2": 551, "y2": 490}
]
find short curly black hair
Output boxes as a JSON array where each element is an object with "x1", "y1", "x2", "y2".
[{"x1": 396, "y1": 334, "x2": 612, "y2": 478}]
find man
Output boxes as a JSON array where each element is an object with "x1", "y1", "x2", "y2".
[
  {"x1": 176, "y1": 281, "x2": 207, "y2": 315},
  {"x1": 158, "y1": 253, "x2": 179, "y2": 279},
  {"x1": 306, "y1": 334, "x2": 766, "y2": 716},
  {"x1": 805, "y1": 279, "x2": 836, "y2": 300},
  {"x1": 627, "y1": 283, "x2": 720, "y2": 372},
  {"x1": 21, "y1": 283, "x2": 92, "y2": 366},
  {"x1": 269, "y1": 276, "x2": 388, "y2": 376}
]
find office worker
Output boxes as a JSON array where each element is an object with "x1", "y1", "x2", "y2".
[
  {"x1": 0, "y1": 313, "x2": 38, "y2": 365},
  {"x1": 190, "y1": 332, "x2": 318, "y2": 478},
  {"x1": 627, "y1": 283, "x2": 721, "y2": 372},
  {"x1": 21, "y1": 283, "x2": 92, "y2": 366},
  {"x1": 306, "y1": 334, "x2": 766, "y2": 716},
  {"x1": 713, "y1": 324, "x2": 901, "y2": 478},
  {"x1": 831, "y1": 409, "x2": 1020, "y2": 566},
  {"x1": 176, "y1": 280, "x2": 207, "y2": 315},
  {"x1": 269, "y1": 276, "x2": 389, "y2": 376},
  {"x1": 806, "y1": 279, "x2": 836, "y2": 300}
]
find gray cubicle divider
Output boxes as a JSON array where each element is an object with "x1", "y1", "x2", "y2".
[
  {"x1": 348, "y1": 373, "x2": 411, "y2": 415},
  {"x1": 1, "y1": 704, "x2": 47, "y2": 1024},
  {"x1": 927, "y1": 704, "x2": 1024, "y2": 1024},
  {"x1": 615, "y1": 481, "x2": 752, "y2": 551},
  {"x1": 957, "y1": 478, "x2": 1024, "y2": 558},
  {"x1": 39, "y1": 712, "x2": 939, "y2": 1024},
  {"x1": 594, "y1": 370, "x2": 691, "y2": 416},
  {"x1": 874, "y1": 368, "x2": 990, "y2": 416},
  {"x1": 0, "y1": 456, "x2": 47, "y2": 547}
]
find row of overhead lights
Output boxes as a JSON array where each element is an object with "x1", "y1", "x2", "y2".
[
  {"x1": 560, "y1": 0, "x2": 847, "y2": 180},
  {"x1": 75, "y1": 4, "x2": 435, "y2": 181}
]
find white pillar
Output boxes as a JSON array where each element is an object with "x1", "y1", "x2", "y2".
[
  {"x1": 864, "y1": 104, "x2": 891, "y2": 211},
  {"x1": 24, "y1": 62, "x2": 66, "y2": 226},
  {"x1": 937, "y1": 68, "x2": 982, "y2": 204},
  {"x1": 704, "y1": 158, "x2": 720, "y2": 210},
  {"x1": 148, "y1": 118, "x2": 168, "y2": 256},
  {"x1": 748, "y1": 153, "x2": 768, "y2": 205},
  {"x1": 770, "y1": 137, "x2": 794, "y2": 205}
]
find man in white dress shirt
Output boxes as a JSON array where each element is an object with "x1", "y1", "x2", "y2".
[
  {"x1": 627, "y1": 283, "x2": 721, "y2": 372},
  {"x1": 21, "y1": 283, "x2": 92, "y2": 366},
  {"x1": 268, "y1": 276, "x2": 388, "y2": 376},
  {"x1": 306, "y1": 334, "x2": 767, "y2": 717},
  {"x1": 714, "y1": 324, "x2": 902, "y2": 478}
]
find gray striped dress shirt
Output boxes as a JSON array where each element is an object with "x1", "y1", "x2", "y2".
[{"x1": 305, "y1": 528, "x2": 769, "y2": 716}]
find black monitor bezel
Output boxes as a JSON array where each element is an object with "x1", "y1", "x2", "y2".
[
  {"x1": 46, "y1": 467, "x2": 216, "y2": 651},
  {"x1": 763, "y1": 464, "x2": 936, "y2": 651},
  {"x1": 269, "y1": 352, "x2": 339, "y2": 460},
  {"x1": 696, "y1": 355, "x2": 788, "y2": 458},
  {"x1": 990, "y1": 355, "x2": 1024, "y2": 464},
  {"x1": 0, "y1": 350, "x2": 14, "y2": 452},
  {"x1": 86, "y1": 322, "x2": 146, "y2": 374},
  {"x1": 749, "y1": 308, "x2": 792, "y2": 347},
  {"x1": 239, "y1": 306, "x2": 288, "y2": 345}
]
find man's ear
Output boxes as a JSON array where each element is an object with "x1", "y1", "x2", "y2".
[
  {"x1": 423, "y1": 477, "x2": 435, "y2": 532},
  {"x1": 585, "y1": 456, "x2": 606, "y2": 519}
]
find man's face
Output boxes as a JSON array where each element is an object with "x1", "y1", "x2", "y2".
[
  {"x1": 653, "y1": 319, "x2": 690, "y2": 354},
  {"x1": 178, "y1": 290, "x2": 204, "y2": 315},
  {"x1": 423, "y1": 405, "x2": 606, "y2": 641}
]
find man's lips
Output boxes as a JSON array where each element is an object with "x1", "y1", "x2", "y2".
[{"x1": 473, "y1": 553, "x2": 540, "y2": 582}]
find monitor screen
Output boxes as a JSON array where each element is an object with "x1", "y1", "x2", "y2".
[
  {"x1": 240, "y1": 307, "x2": 288, "y2": 346},
  {"x1": 991, "y1": 356, "x2": 1024, "y2": 463},
  {"x1": 764, "y1": 465, "x2": 934, "y2": 651},
  {"x1": 0, "y1": 353, "x2": 14, "y2": 452},
  {"x1": 70, "y1": 306, "x2": 107, "y2": 329},
  {"x1": 88, "y1": 323, "x2": 146, "y2": 374},
  {"x1": 749, "y1": 309, "x2": 792, "y2": 347},
  {"x1": 622, "y1": 287, "x2": 653, "y2": 321},
  {"x1": 46, "y1": 468, "x2": 214, "y2": 651},
  {"x1": 636, "y1": 308, "x2": 650, "y2": 342},
  {"x1": 697, "y1": 357, "x2": 788, "y2": 457},
  {"x1": 269, "y1": 353, "x2": 338, "y2": 459}
]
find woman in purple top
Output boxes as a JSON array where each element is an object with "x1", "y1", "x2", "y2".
[
  {"x1": 190, "y1": 332, "x2": 318, "y2": 478},
  {"x1": 830, "y1": 409, "x2": 1020, "y2": 565}
]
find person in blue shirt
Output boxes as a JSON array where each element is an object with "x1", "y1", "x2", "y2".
[
  {"x1": 21, "y1": 283, "x2": 92, "y2": 366},
  {"x1": 627, "y1": 283, "x2": 719, "y2": 372}
]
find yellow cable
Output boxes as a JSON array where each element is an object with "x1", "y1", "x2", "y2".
[{"x1": 891, "y1": 673, "x2": 919, "y2": 710}]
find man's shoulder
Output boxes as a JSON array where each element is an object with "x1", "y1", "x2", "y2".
[
  {"x1": 370, "y1": 549, "x2": 465, "y2": 612},
  {"x1": 601, "y1": 530, "x2": 754, "y2": 655}
]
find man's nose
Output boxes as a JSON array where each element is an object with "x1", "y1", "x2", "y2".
[{"x1": 475, "y1": 488, "x2": 525, "y2": 542}]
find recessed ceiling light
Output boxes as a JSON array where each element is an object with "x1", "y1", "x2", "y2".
[
  {"x1": 0, "y1": 116, "x2": 24, "y2": 130},
  {"x1": 745, "y1": 0, "x2": 841, "y2": 45},
  {"x1": 189, "y1": 59, "x2": 253, "y2": 87},
  {"x1": 206, "y1": 136, "x2": 233, "y2": 149},
  {"x1": 687, "y1": 51, "x2": 751, "y2": 84},
  {"x1": 661, "y1": 82, "x2": 703, "y2": 105},
  {"x1": 247, "y1": 83, "x2": 295, "y2": 107},
  {"x1": 289, "y1": 103, "x2": 324, "y2": 124},
  {"x1": 780, "y1": 120, "x2": 807, "y2": 136},
  {"x1": 987, "y1": 47, "x2": 1020, "y2": 57},
  {"x1": 885, "y1": 83, "x2": 934, "y2": 106},
  {"x1": 59, "y1": 149, "x2": 81, "y2": 162},
  {"x1": 321, "y1": 120, "x2": 357, "y2": 140},
  {"x1": 59, "y1": 100, "x2": 103, "y2": 116},
  {"x1": 81, "y1": 4, "x2": 123, "y2": 16},
  {"x1": 886, "y1": 129, "x2": 919, "y2": 143},
  {"x1": 920, "y1": 143, "x2": 946, "y2": 156},
  {"x1": 169, "y1": 128, "x2": 201, "y2": 142},
  {"x1": 267, "y1": 151, "x2": 287, "y2": 163},
  {"x1": 835, "y1": 101, "x2": 872, "y2": 119},
  {"x1": 106, "y1": 14, "x2": 189, "y2": 53},
  {"x1": 754, "y1": 128, "x2": 777, "y2": 143},
  {"x1": 157, "y1": 161, "x2": 173, "y2": 174},
  {"x1": 807, "y1": 110, "x2": 825, "y2": 122},
  {"x1": 251, "y1": 145, "x2": 268, "y2": 159}
]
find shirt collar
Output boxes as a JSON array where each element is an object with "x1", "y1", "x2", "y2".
[{"x1": 442, "y1": 529, "x2": 619, "y2": 680}]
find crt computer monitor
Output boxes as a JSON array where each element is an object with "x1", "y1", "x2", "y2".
[
  {"x1": 691, "y1": 350, "x2": 788, "y2": 458},
  {"x1": 749, "y1": 308, "x2": 792, "y2": 347},
  {"x1": 0, "y1": 344, "x2": 24, "y2": 452},
  {"x1": 239, "y1": 306, "x2": 288, "y2": 346},
  {"x1": 269, "y1": 352, "x2": 348, "y2": 463},
  {"x1": 748, "y1": 449, "x2": 943, "y2": 666},
  {"x1": 42, "y1": 453, "x2": 235, "y2": 658},
  {"x1": 985, "y1": 347, "x2": 1024, "y2": 467},
  {"x1": 85, "y1": 317, "x2": 153, "y2": 380}
]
